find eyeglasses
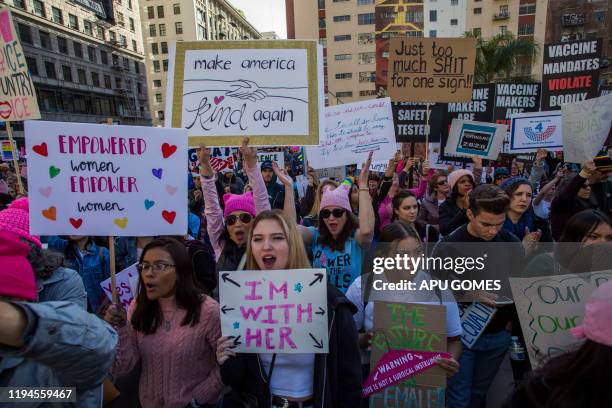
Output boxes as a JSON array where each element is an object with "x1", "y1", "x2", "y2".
[
  {"x1": 436, "y1": 179, "x2": 448, "y2": 185},
  {"x1": 137, "y1": 262, "x2": 175, "y2": 274},
  {"x1": 226, "y1": 213, "x2": 253, "y2": 226},
  {"x1": 320, "y1": 208, "x2": 346, "y2": 219}
]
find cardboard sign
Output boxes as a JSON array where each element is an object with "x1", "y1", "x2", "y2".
[
  {"x1": 445, "y1": 119, "x2": 506, "y2": 160},
  {"x1": 100, "y1": 263, "x2": 139, "y2": 308},
  {"x1": 370, "y1": 302, "x2": 447, "y2": 407},
  {"x1": 561, "y1": 93, "x2": 612, "y2": 164},
  {"x1": 510, "y1": 270, "x2": 612, "y2": 367},
  {"x1": 509, "y1": 111, "x2": 563, "y2": 153},
  {"x1": 218, "y1": 268, "x2": 329, "y2": 354},
  {"x1": 25, "y1": 121, "x2": 188, "y2": 236},
  {"x1": 541, "y1": 39, "x2": 601, "y2": 110},
  {"x1": 166, "y1": 40, "x2": 324, "y2": 147},
  {"x1": 305, "y1": 98, "x2": 398, "y2": 170},
  {"x1": 392, "y1": 102, "x2": 443, "y2": 143},
  {"x1": 0, "y1": 7, "x2": 40, "y2": 121},
  {"x1": 388, "y1": 37, "x2": 476, "y2": 103},
  {"x1": 459, "y1": 302, "x2": 497, "y2": 348}
]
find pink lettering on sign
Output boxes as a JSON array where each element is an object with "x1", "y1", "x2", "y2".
[
  {"x1": 0, "y1": 10, "x2": 13, "y2": 42},
  {"x1": 297, "y1": 303, "x2": 313, "y2": 323},
  {"x1": 244, "y1": 280, "x2": 263, "y2": 300},
  {"x1": 269, "y1": 281, "x2": 288, "y2": 300},
  {"x1": 240, "y1": 306, "x2": 262, "y2": 321}
]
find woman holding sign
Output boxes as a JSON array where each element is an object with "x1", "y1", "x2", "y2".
[
  {"x1": 197, "y1": 138, "x2": 271, "y2": 271},
  {"x1": 216, "y1": 210, "x2": 362, "y2": 408}
]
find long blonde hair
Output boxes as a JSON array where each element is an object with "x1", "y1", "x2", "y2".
[
  {"x1": 246, "y1": 210, "x2": 311, "y2": 270},
  {"x1": 308, "y1": 179, "x2": 339, "y2": 218}
]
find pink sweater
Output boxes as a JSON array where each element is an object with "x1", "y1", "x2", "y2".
[{"x1": 111, "y1": 296, "x2": 223, "y2": 407}]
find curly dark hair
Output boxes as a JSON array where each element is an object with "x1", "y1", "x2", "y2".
[{"x1": 22, "y1": 239, "x2": 64, "y2": 279}]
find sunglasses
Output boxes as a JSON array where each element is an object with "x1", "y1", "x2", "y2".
[
  {"x1": 226, "y1": 213, "x2": 253, "y2": 226},
  {"x1": 436, "y1": 179, "x2": 448, "y2": 185},
  {"x1": 320, "y1": 208, "x2": 346, "y2": 219}
]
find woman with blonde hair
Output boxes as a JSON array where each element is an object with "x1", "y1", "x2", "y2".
[{"x1": 216, "y1": 210, "x2": 362, "y2": 408}]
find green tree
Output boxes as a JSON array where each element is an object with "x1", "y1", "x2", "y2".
[{"x1": 465, "y1": 32, "x2": 539, "y2": 83}]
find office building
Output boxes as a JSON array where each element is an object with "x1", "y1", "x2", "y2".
[{"x1": 424, "y1": 0, "x2": 467, "y2": 38}]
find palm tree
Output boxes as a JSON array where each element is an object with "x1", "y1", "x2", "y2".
[{"x1": 464, "y1": 32, "x2": 539, "y2": 83}]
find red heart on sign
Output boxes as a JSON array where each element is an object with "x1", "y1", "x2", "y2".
[
  {"x1": 162, "y1": 210, "x2": 176, "y2": 224},
  {"x1": 161, "y1": 143, "x2": 177, "y2": 159},
  {"x1": 70, "y1": 218, "x2": 83, "y2": 229},
  {"x1": 32, "y1": 142, "x2": 48, "y2": 157}
]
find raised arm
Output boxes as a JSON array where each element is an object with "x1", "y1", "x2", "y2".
[
  {"x1": 356, "y1": 152, "x2": 375, "y2": 247},
  {"x1": 471, "y1": 156, "x2": 483, "y2": 185},
  {"x1": 529, "y1": 149, "x2": 548, "y2": 190},
  {"x1": 198, "y1": 145, "x2": 225, "y2": 260},
  {"x1": 273, "y1": 162, "x2": 297, "y2": 224},
  {"x1": 240, "y1": 138, "x2": 271, "y2": 214},
  {"x1": 106, "y1": 301, "x2": 141, "y2": 380}
]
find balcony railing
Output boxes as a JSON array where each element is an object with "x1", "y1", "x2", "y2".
[{"x1": 493, "y1": 12, "x2": 510, "y2": 20}]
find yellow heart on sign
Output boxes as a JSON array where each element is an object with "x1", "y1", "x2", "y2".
[{"x1": 114, "y1": 217, "x2": 128, "y2": 229}]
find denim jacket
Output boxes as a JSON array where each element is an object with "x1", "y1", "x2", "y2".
[
  {"x1": 0, "y1": 301, "x2": 118, "y2": 407},
  {"x1": 37, "y1": 267, "x2": 87, "y2": 310},
  {"x1": 47, "y1": 237, "x2": 110, "y2": 312}
]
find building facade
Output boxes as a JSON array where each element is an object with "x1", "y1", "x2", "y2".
[
  {"x1": 140, "y1": 0, "x2": 261, "y2": 126},
  {"x1": 424, "y1": 0, "x2": 467, "y2": 38},
  {"x1": 7, "y1": 0, "x2": 151, "y2": 128}
]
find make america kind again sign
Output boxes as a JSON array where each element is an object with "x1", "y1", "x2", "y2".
[{"x1": 26, "y1": 121, "x2": 188, "y2": 236}]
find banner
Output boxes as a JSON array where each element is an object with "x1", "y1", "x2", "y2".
[
  {"x1": 388, "y1": 37, "x2": 476, "y2": 103},
  {"x1": 100, "y1": 263, "x2": 139, "y2": 308},
  {"x1": 305, "y1": 98, "x2": 398, "y2": 170},
  {"x1": 510, "y1": 270, "x2": 612, "y2": 367},
  {"x1": 25, "y1": 121, "x2": 188, "y2": 236},
  {"x1": 369, "y1": 302, "x2": 447, "y2": 407},
  {"x1": 561, "y1": 93, "x2": 612, "y2": 164},
  {"x1": 392, "y1": 102, "x2": 443, "y2": 143},
  {"x1": 541, "y1": 39, "x2": 601, "y2": 110},
  {"x1": 445, "y1": 119, "x2": 506, "y2": 160},
  {"x1": 0, "y1": 7, "x2": 40, "y2": 121},
  {"x1": 509, "y1": 111, "x2": 563, "y2": 153},
  {"x1": 218, "y1": 268, "x2": 329, "y2": 353},
  {"x1": 166, "y1": 40, "x2": 324, "y2": 147}
]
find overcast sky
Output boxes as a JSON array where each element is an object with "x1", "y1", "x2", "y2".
[{"x1": 228, "y1": 0, "x2": 287, "y2": 39}]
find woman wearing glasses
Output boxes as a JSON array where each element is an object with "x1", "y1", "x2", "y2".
[
  {"x1": 104, "y1": 237, "x2": 223, "y2": 408},
  {"x1": 197, "y1": 138, "x2": 271, "y2": 271}
]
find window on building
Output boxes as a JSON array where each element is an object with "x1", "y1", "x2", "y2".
[
  {"x1": 129, "y1": 18, "x2": 135, "y2": 31},
  {"x1": 57, "y1": 36, "x2": 68, "y2": 53},
  {"x1": 473, "y1": 28, "x2": 481, "y2": 36},
  {"x1": 334, "y1": 34, "x2": 351, "y2": 41},
  {"x1": 68, "y1": 14, "x2": 78, "y2": 30},
  {"x1": 149, "y1": 24, "x2": 156, "y2": 36},
  {"x1": 44, "y1": 61, "x2": 56, "y2": 79},
  {"x1": 147, "y1": 6, "x2": 154, "y2": 19},
  {"x1": 17, "y1": 24, "x2": 32, "y2": 44},
  {"x1": 120, "y1": 35, "x2": 127, "y2": 47},
  {"x1": 100, "y1": 50, "x2": 108, "y2": 64},
  {"x1": 153, "y1": 79, "x2": 162, "y2": 87},
  {"x1": 333, "y1": 0, "x2": 349, "y2": 2},
  {"x1": 358, "y1": 13, "x2": 375, "y2": 25},
  {"x1": 153, "y1": 60, "x2": 160, "y2": 72},
  {"x1": 134, "y1": 61, "x2": 140, "y2": 74},
  {"x1": 358, "y1": 52, "x2": 375, "y2": 64},
  {"x1": 39, "y1": 31, "x2": 50, "y2": 49},
  {"x1": 73, "y1": 42, "x2": 83, "y2": 58},
  {"x1": 62, "y1": 65, "x2": 72, "y2": 82},
  {"x1": 77, "y1": 69, "x2": 87, "y2": 85},
  {"x1": 333, "y1": 15, "x2": 351, "y2": 22},
  {"x1": 109, "y1": 31, "x2": 116, "y2": 41},
  {"x1": 335, "y1": 72, "x2": 352, "y2": 79},
  {"x1": 360, "y1": 90, "x2": 376, "y2": 97},
  {"x1": 115, "y1": 77, "x2": 122, "y2": 89},
  {"x1": 318, "y1": 0, "x2": 325, "y2": 8},
  {"x1": 450, "y1": 19, "x2": 458, "y2": 25},
  {"x1": 357, "y1": 0, "x2": 374, "y2": 4},
  {"x1": 197, "y1": 24, "x2": 207, "y2": 39},
  {"x1": 157, "y1": 6, "x2": 164, "y2": 18},
  {"x1": 83, "y1": 21, "x2": 93, "y2": 36},
  {"x1": 91, "y1": 72, "x2": 100, "y2": 87},
  {"x1": 594, "y1": 10, "x2": 605, "y2": 22},
  {"x1": 96, "y1": 25, "x2": 105, "y2": 40},
  {"x1": 159, "y1": 24, "x2": 166, "y2": 36},
  {"x1": 25, "y1": 56, "x2": 38, "y2": 76},
  {"x1": 406, "y1": 11, "x2": 423, "y2": 23},
  {"x1": 123, "y1": 57, "x2": 129, "y2": 70},
  {"x1": 518, "y1": 23, "x2": 534, "y2": 35},
  {"x1": 429, "y1": 10, "x2": 437, "y2": 22},
  {"x1": 162, "y1": 59, "x2": 168, "y2": 71},
  {"x1": 336, "y1": 91, "x2": 353, "y2": 98},
  {"x1": 358, "y1": 32, "x2": 374, "y2": 45},
  {"x1": 151, "y1": 43, "x2": 159, "y2": 55},
  {"x1": 87, "y1": 46, "x2": 96, "y2": 62},
  {"x1": 474, "y1": 7, "x2": 482, "y2": 14},
  {"x1": 429, "y1": 30, "x2": 437, "y2": 37},
  {"x1": 117, "y1": 12, "x2": 125, "y2": 27},
  {"x1": 33, "y1": 0, "x2": 46, "y2": 17},
  {"x1": 500, "y1": 5, "x2": 508, "y2": 14},
  {"x1": 137, "y1": 82, "x2": 142, "y2": 93},
  {"x1": 175, "y1": 22, "x2": 183, "y2": 34},
  {"x1": 132, "y1": 40, "x2": 137, "y2": 52},
  {"x1": 104, "y1": 75, "x2": 111, "y2": 88},
  {"x1": 500, "y1": 25, "x2": 508, "y2": 34},
  {"x1": 161, "y1": 42, "x2": 168, "y2": 54},
  {"x1": 451, "y1": 0, "x2": 458, "y2": 5},
  {"x1": 13, "y1": 0, "x2": 26, "y2": 10},
  {"x1": 112, "y1": 54, "x2": 119, "y2": 66},
  {"x1": 158, "y1": 111, "x2": 165, "y2": 120},
  {"x1": 519, "y1": 4, "x2": 536, "y2": 15},
  {"x1": 359, "y1": 71, "x2": 376, "y2": 83},
  {"x1": 155, "y1": 93, "x2": 162, "y2": 103},
  {"x1": 51, "y1": 7, "x2": 63, "y2": 24},
  {"x1": 173, "y1": 3, "x2": 180, "y2": 14},
  {"x1": 335, "y1": 53, "x2": 352, "y2": 61}
]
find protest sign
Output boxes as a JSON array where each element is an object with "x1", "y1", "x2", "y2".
[
  {"x1": 369, "y1": 302, "x2": 447, "y2": 407},
  {"x1": 510, "y1": 270, "x2": 612, "y2": 367},
  {"x1": 25, "y1": 121, "x2": 188, "y2": 236},
  {"x1": 166, "y1": 40, "x2": 324, "y2": 147},
  {"x1": 561, "y1": 93, "x2": 612, "y2": 164},
  {"x1": 209, "y1": 147, "x2": 238, "y2": 173},
  {"x1": 257, "y1": 147, "x2": 284, "y2": 169},
  {"x1": 218, "y1": 268, "x2": 329, "y2": 354},
  {"x1": 392, "y1": 102, "x2": 443, "y2": 143},
  {"x1": 305, "y1": 98, "x2": 398, "y2": 170},
  {"x1": 599, "y1": 85, "x2": 612, "y2": 97},
  {"x1": 316, "y1": 166, "x2": 346, "y2": 181},
  {"x1": 1, "y1": 140, "x2": 16, "y2": 161},
  {"x1": 188, "y1": 148, "x2": 200, "y2": 174},
  {"x1": 459, "y1": 302, "x2": 497, "y2": 348},
  {"x1": 445, "y1": 119, "x2": 506, "y2": 160},
  {"x1": 0, "y1": 6, "x2": 40, "y2": 121},
  {"x1": 388, "y1": 37, "x2": 476, "y2": 103},
  {"x1": 541, "y1": 39, "x2": 601, "y2": 110},
  {"x1": 509, "y1": 111, "x2": 563, "y2": 153},
  {"x1": 100, "y1": 263, "x2": 139, "y2": 308}
]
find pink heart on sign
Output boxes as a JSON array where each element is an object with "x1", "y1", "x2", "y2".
[
  {"x1": 214, "y1": 95, "x2": 224, "y2": 105},
  {"x1": 39, "y1": 186, "x2": 52, "y2": 198},
  {"x1": 166, "y1": 184, "x2": 178, "y2": 196}
]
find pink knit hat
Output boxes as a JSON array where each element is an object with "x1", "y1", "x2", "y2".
[
  {"x1": 0, "y1": 231, "x2": 36, "y2": 301},
  {"x1": 223, "y1": 191, "x2": 256, "y2": 218},
  {"x1": 447, "y1": 169, "x2": 474, "y2": 190},
  {"x1": 320, "y1": 184, "x2": 352, "y2": 212},
  {"x1": 0, "y1": 197, "x2": 42, "y2": 248},
  {"x1": 571, "y1": 280, "x2": 612, "y2": 348}
]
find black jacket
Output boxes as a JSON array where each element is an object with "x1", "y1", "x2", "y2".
[
  {"x1": 438, "y1": 197, "x2": 468, "y2": 236},
  {"x1": 220, "y1": 284, "x2": 362, "y2": 408}
]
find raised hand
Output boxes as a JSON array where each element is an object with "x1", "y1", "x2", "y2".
[
  {"x1": 421, "y1": 160, "x2": 431, "y2": 176},
  {"x1": 272, "y1": 162, "x2": 293, "y2": 187},
  {"x1": 359, "y1": 151, "x2": 374, "y2": 187},
  {"x1": 197, "y1": 144, "x2": 213, "y2": 177},
  {"x1": 471, "y1": 156, "x2": 483, "y2": 169},
  {"x1": 239, "y1": 137, "x2": 257, "y2": 170},
  {"x1": 522, "y1": 227, "x2": 542, "y2": 255},
  {"x1": 104, "y1": 303, "x2": 127, "y2": 328},
  {"x1": 535, "y1": 148, "x2": 548, "y2": 165},
  {"x1": 226, "y1": 80, "x2": 267, "y2": 102}
]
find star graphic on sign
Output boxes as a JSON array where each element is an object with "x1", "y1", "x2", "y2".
[
  {"x1": 294, "y1": 283, "x2": 303, "y2": 293},
  {"x1": 232, "y1": 321, "x2": 240, "y2": 329}
]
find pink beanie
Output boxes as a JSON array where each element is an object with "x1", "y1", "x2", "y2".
[
  {"x1": 320, "y1": 184, "x2": 352, "y2": 212},
  {"x1": 0, "y1": 231, "x2": 36, "y2": 301},
  {"x1": 447, "y1": 169, "x2": 474, "y2": 190},
  {"x1": 0, "y1": 197, "x2": 42, "y2": 248},
  {"x1": 571, "y1": 280, "x2": 612, "y2": 348},
  {"x1": 223, "y1": 191, "x2": 257, "y2": 218}
]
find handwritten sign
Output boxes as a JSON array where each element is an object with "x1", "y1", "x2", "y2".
[
  {"x1": 167, "y1": 40, "x2": 324, "y2": 147},
  {"x1": 305, "y1": 98, "x2": 398, "y2": 170},
  {"x1": 510, "y1": 270, "x2": 612, "y2": 367},
  {"x1": 218, "y1": 268, "x2": 328, "y2": 353},
  {"x1": 388, "y1": 37, "x2": 476, "y2": 103},
  {"x1": 509, "y1": 111, "x2": 563, "y2": 153},
  {"x1": 369, "y1": 302, "x2": 447, "y2": 407},
  {"x1": 0, "y1": 7, "x2": 40, "y2": 121},
  {"x1": 459, "y1": 302, "x2": 496, "y2": 348},
  {"x1": 561, "y1": 93, "x2": 612, "y2": 164},
  {"x1": 100, "y1": 263, "x2": 139, "y2": 308},
  {"x1": 445, "y1": 119, "x2": 506, "y2": 160},
  {"x1": 25, "y1": 121, "x2": 188, "y2": 236}
]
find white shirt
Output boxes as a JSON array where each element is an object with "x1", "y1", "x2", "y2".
[{"x1": 259, "y1": 353, "x2": 315, "y2": 399}]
